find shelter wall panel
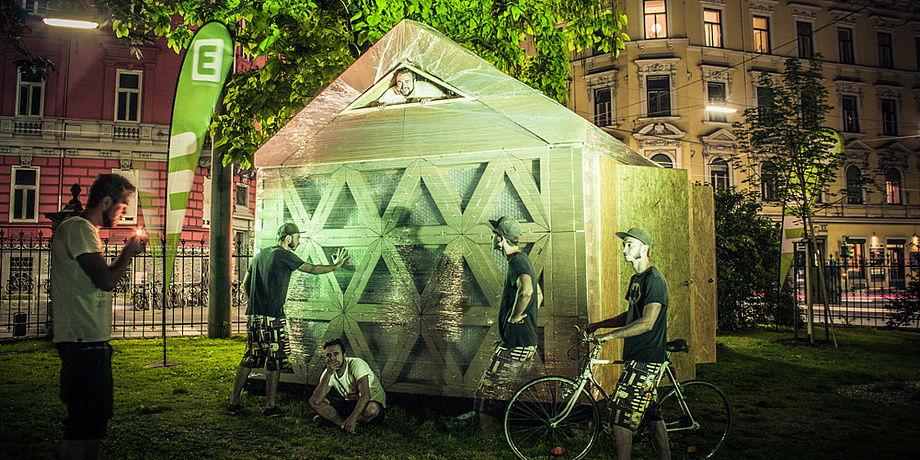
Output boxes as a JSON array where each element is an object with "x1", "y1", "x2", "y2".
[
  {"x1": 601, "y1": 163, "x2": 695, "y2": 385},
  {"x1": 690, "y1": 185, "x2": 717, "y2": 364}
]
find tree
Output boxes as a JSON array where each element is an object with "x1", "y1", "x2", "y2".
[
  {"x1": 92, "y1": 0, "x2": 629, "y2": 166},
  {"x1": 714, "y1": 186, "x2": 797, "y2": 331},
  {"x1": 732, "y1": 56, "x2": 842, "y2": 342}
]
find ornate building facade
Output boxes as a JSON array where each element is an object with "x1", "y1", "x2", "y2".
[{"x1": 569, "y1": 0, "x2": 920, "y2": 288}]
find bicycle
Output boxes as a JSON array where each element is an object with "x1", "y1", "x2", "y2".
[{"x1": 503, "y1": 328, "x2": 732, "y2": 460}]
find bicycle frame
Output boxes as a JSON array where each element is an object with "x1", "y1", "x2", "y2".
[
  {"x1": 658, "y1": 352, "x2": 700, "y2": 433},
  {"x1": 549, "y1": 335, "x2": 609, "y2": 427}
]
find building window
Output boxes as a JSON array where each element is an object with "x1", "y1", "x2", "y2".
[
  {"x1": 235, "y1": 183, "x2": 249, "y2": 210},
  {"x1": 846, "y1": 165, "x2": 863, "y2": 204},
  {"x1": 880, "y1": 99, "x2": 898, "y2": 136},
  {"x1": 650, "y1": 153, "x2": 674, "y2": 168},
  {"x1": 116, "y1": 70, "x2": 142, "y2": 122},
  {"x1": 878, "y1": 32, "x2": 894, "y2": 69},
  {"x1": 10, "y1": 167, "x2": 39, "y2": 222},
  {"x1": 878, "y1": 33, "x2": 893, "y2": 69},
  {"x1": 594, "y1": 87, "x2": 612, "y2": 127},
  {"x1": 707, "y1": 81, "x2": 728, "y2": 123},
  {"x1": 761, "y1": 161, "x2": 776, "y2": 201},
  {"x1": 797, "y1": 21, "x2": 813, "y2": 58},
  {"x1": 647, "y1": 75, "x2": 671, "y2": 118},
  {"x1": 23, "y1": 0, "x2": 48, "y2": 14},
  {"x1": 644, "y1": 0, "x2": 667, "y2": 39},
  {"x1": 886, "y1": 167, "x2": 902, "y2": 205},
  {"x1": 16, "y1": 70, "x2": 43, "y2": 117},
  {"x1": 753, "y1": 16, "x2": 770, "y2": 54},
  {"x1": 710, "y1": 158, "x2": 730, "y2": 189},
  {"x1": 704, "y1": 9, "x2": 723, "y2": 48},
  {"x1": 916, "y1": 37, "x2": 920, "y2": 71},
  {"x1": 841, "y1": 95, "x2": 859, "y2": 133},
  {"x1": 838, "y1": 28, "x2": 854, "y2": 64}
]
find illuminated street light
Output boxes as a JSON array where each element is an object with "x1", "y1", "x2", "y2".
[
  {"x1": 705, "y1": 105, "x2": 737, "y2": 114},
  {"x1": 43, "y1": 18, "x2": 99, "y2": 29}
]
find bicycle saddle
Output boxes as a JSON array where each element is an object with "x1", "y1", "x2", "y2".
[{"x1": 666, "y1": 339, "x2": 688, "y2": 353}]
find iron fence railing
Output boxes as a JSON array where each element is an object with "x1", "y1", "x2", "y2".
[
  {"x1": 0, "y1": 229, "x2": 251, "y2": 341},
  {"x1": 793, "y1": 255, "x2": 920, "y2": 329}
]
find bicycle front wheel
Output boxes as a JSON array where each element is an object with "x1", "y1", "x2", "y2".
[
  {"x1": 657, "y1": 380, "x2": 732, "y2": 459},
  {"x1": 504, "y1": 376, "x2": 600, "y2": 460}
]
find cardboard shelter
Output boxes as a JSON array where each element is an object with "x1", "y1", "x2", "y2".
[{"x1": 252, "y1": 20, "x2": 716, "y2": 397}]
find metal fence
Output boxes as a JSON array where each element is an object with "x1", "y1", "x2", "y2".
[
  {"x1": 0, "y1": 229, "x2": 252, "y2": 341},
  {"x1": 793, "y1": 253, "x2": 920, "y2": 329}
]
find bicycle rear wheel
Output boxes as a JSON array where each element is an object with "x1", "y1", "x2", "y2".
[
  {"x1": 657, "y1": 380, "x2": 732, "y2": 459},
  {"x1": 504, "y1": 376, "x2": 600, "y2": 460}
]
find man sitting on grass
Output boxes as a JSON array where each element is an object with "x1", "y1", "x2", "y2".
[{"x1": 309, "y1": 338, "x2": 387, "y2": 433}]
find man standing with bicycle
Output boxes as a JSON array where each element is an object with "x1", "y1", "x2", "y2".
[
  {"x1": 475, "y1": 216, "x2": 543, "y2": 438},
  {"x1": 587, "y1": 226, "x2": 671, "y2": 460},
  {"x1": 227, "y1": 222, "x2": 348, "y2": 416}
]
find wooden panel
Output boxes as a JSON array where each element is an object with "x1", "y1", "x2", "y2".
[
  {"x1": 594, "y1": 162, "x2": 695, "y2": 386},
  {"x1": 691, "y1": 184, "x2": 717, "y2": 364}
]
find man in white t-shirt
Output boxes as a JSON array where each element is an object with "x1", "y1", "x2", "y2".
[{"x1": 309, "y1": 338, "x2": 387, "y2": 433}]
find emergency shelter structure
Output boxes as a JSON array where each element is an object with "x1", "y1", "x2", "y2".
[{"x1": 253, "y1": 20, "x2": 716, "y2": 396}]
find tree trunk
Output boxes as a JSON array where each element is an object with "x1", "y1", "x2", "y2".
[{"x1": 208, "y1": 150, "x2": 233, "y2": 338}]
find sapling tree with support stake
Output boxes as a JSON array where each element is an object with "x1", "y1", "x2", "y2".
[{"x1": 732, "y1": 56, "x2": 843, "y2": 344}]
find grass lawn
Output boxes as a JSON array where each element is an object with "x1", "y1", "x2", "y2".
[{"x1": 1, "y1": 327, "x2": 918, "y2": 459}]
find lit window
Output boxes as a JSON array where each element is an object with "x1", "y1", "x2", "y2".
[
  {"x1": 838, "y1": 28, "x2": 854, "y2": 64},
  {"x1": 846, "y1": 165, "x2": 862, "y2": 204},
  {"x1": 797, "y1": 22, "x2": 813, "y2": 58},
  {"x1": 116, "y1": 70, "x2": 142, "y2": 122},
  {"x1": 644, "y1": 0, "x2": 667, "y2": 39},
  {"x1": 753, "y1": 16, "x2": 770, "y2": 54},
  {"x1": 704, "y1": 9, "x2": 723, "y2": 48},
  {"x1": 594, "y1": 87, "x2": 612, "y2": 127},
  {"x1": 16, "y1": 71, "x2": 43, "y2": 117},
  {"x1": 841, "y1": 95, "x2": 859, "y2": 133},
  {"x1": 10, "y1": 167, "x2": 39, "y2": 222},
  {"x1": 710, "y1": 159, "x2": 730, "y2": 189},
  {"x1": 878, "y1": 33, "x2": 893, "y2": 69},
  {"x1": 886, "y1": 168, "x2": 901, "y2": 205},
  {"x1": 880, "y1": 99, "x2": 898, "y2": 136},
  {"x1": 646, "y1": 75, "x2": 671, "y2": 117}
]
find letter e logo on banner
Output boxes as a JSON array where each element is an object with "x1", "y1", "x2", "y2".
[{"x1": 192, "y1": 39, "x2": 224, "y2": 82}]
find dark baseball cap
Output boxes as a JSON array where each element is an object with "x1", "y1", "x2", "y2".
[
  {"x1": 489, "y1": 216, "x2": 522, "y2": 243},
  {"x1": 277, "y1": 222, "x2": 301, "y2": 240},
  {"x1": 616, "y1": 226, "x2": 652, "y2": 247}
]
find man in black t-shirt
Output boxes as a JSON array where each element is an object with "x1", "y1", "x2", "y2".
[
  {"x1": 227, "y1": 222, "x2": 348, "y2": 417},
  {"x1": 475, "y1": 216, "x2": 543, "y2": 437},
  {"x1": 586, "y1": 226, "x2": 671, "y2": 460}
]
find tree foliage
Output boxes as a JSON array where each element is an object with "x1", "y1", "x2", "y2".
[
  {"x1": 732, "y1": 56, "x2": 841, "y2": 236},
  {"x1": 887, "y1": 273, "x2": 920, "y2": 328},
  {"x1": 714, "y1": 186, "x2": 797, "y2": 330},
  {"x1": 86, "y1": 0, "x2": 628, "y2": 166}
]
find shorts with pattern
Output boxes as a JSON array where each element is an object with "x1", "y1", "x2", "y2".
[
  {"x1": 608, "y1": 360, "x2": 665, "y2": 432},
  {"x1": 240, "y1": 315, "x2": 292, "y2": 372},
  {"x1": 474, "y1": 345, "x2": 536, "y2": 416}
]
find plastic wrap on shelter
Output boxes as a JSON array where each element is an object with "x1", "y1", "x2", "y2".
[{"x1": 253, "y1": 20, "x2": 715, "y2": 398}]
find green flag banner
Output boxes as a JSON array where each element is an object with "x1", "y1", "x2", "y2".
[{"x1": 162, "y1": 22, "x2": 233, "y2": 286}]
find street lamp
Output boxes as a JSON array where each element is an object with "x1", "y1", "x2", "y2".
[
  {"x1": 705, "y1": 105, "x2": 737, "y2": 114},
  {"x1": 42, "y1": 18, "x2": 98, "y2": 29}
]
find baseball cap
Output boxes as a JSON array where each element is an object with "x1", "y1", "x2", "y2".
[
  {"x1": 489, "y1": 216, "x2": 522, "y2": 243},
  {"x1": 277, "y1": 222, "x2": 301, "y2": 240},
  {"x1": 616, "y1": 226, "x2": 652, "y2": 247}
]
